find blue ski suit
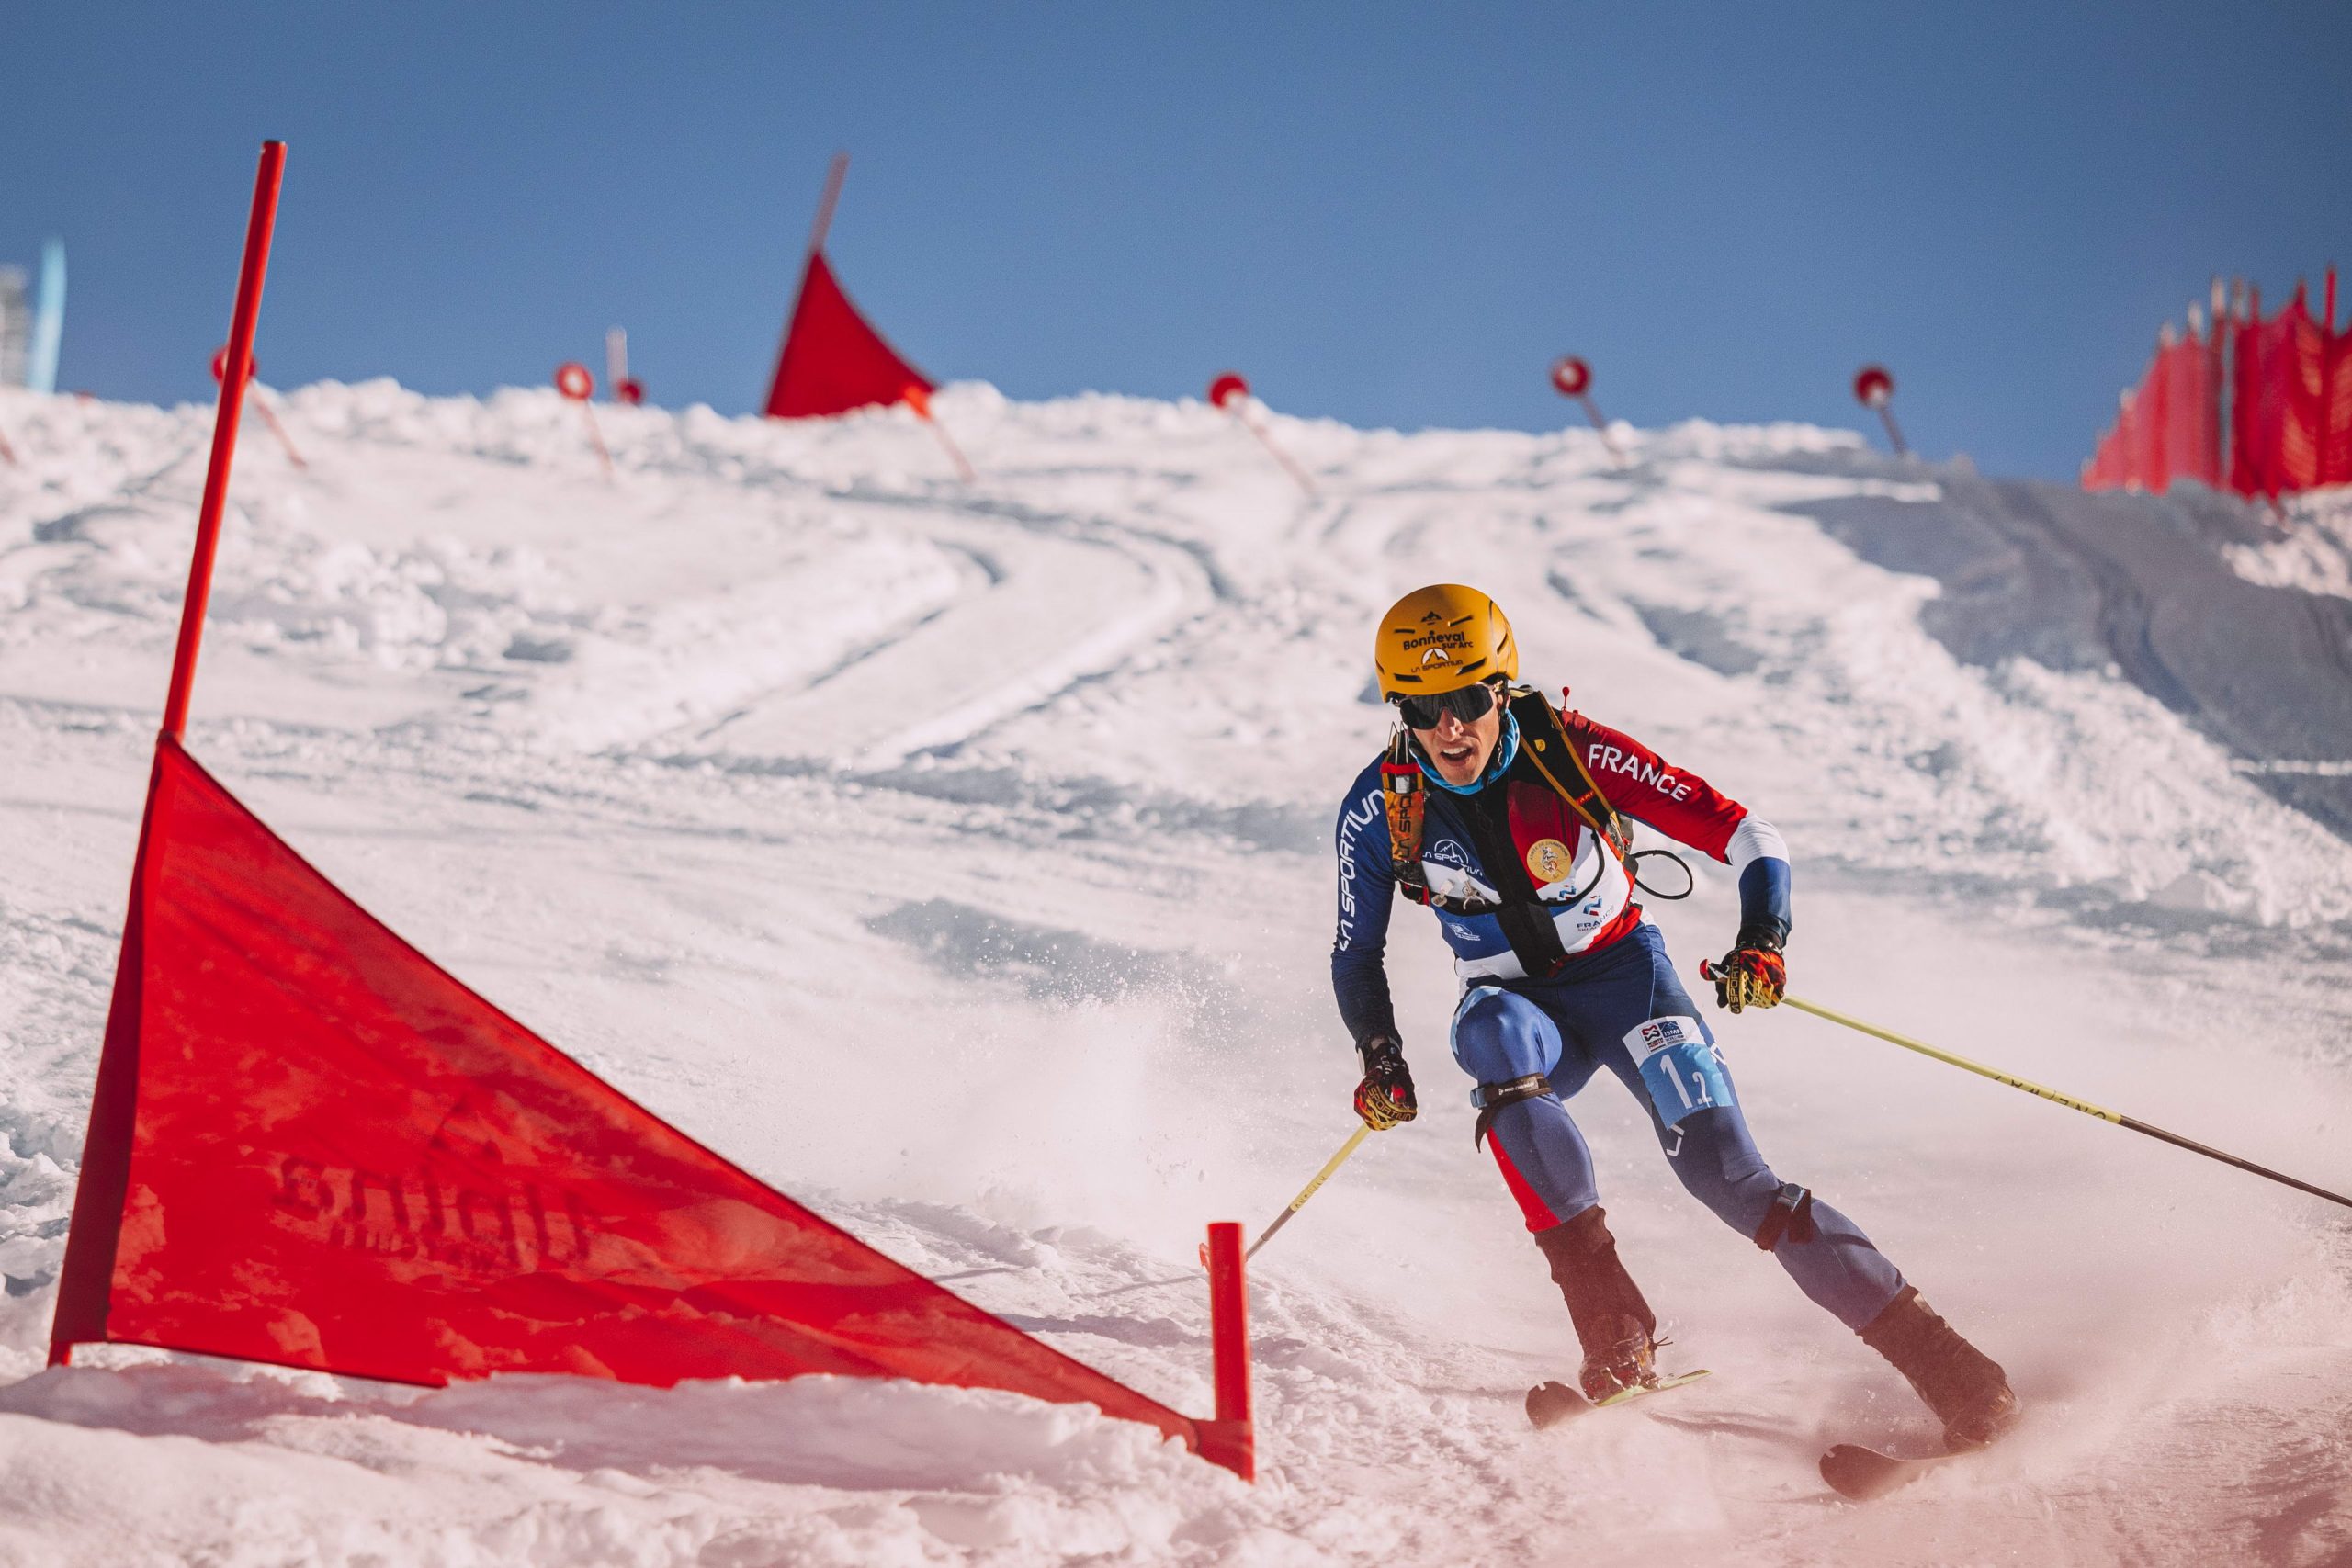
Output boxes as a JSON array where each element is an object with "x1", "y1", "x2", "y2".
[{"x1": 1330, "y1": 699, "x2": 1904, "y2": 1330}]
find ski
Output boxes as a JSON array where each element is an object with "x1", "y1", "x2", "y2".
[
  {"x1": 1526, "y1": 1368, "x2": 1712, "y2": 1430},
  {"x1": 1818, "y1": 1442, "x2": 1968, "y2": 1500}
]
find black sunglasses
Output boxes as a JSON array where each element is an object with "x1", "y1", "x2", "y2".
[{"x1": 1394, "y1": 681, "x2": 1500, "y2": 730}]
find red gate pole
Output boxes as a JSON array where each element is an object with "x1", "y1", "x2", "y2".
[
  {"x1": 1198, "y1": 1220, "x2": 1257, "y2": 1480},
  {"x1": 2322, "y1": 265, "x2": 2340, "y2": 488},
  {"x1": 807, "y1": 152, "x2": 849, "y2": 259},
  {"x1": 162, "y1": 141, "x2": 286, "y2": 743}
]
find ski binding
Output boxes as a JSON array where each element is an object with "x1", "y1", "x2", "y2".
[{"x1": 1526, "y1": 1368, "x2": 1712, "y2": 1430}]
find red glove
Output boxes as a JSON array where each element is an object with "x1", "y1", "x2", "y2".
[
  {"x1": 1353, "y1": 1037, "x2": 1419, "y2": 1130},
  {"x1": 1712, "y1": 943, "x2": 1785, "y2": 1013}
]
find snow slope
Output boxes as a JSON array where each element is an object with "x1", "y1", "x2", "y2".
[{"x1": 1, "y1": 379, "x2": 2348, "y2": 1566}]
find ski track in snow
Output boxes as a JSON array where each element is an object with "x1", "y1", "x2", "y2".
[{"x1": 1, "y1": 379, "x2": 2349, "y2": 1566}]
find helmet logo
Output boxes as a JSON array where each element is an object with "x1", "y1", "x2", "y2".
[
  {"x1": 1420, "y1": 610, "x2": 1444, "y2": 623},
  {"x1": 1419, "y1": 647, "x2": 1454, "y2": 668}
]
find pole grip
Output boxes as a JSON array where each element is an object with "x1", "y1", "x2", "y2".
[
  {"x1": 162, "y1": 141, "x2": 286, "y2": 742},
  {"x1": 1197, "y1": 1220, "x2": 1255, "y2": 1481}
]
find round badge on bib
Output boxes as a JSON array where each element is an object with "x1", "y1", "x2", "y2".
[{"x1": 1525, "y1": 838, "x2": 1574, "y2": 884}]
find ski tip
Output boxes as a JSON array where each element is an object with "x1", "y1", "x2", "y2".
[
  {"x1": 1819, "y1": 1442, "x2": 1932, "y2": 1502},
  {"x1": 1525, "y1": 1380, "x2": 1590, "y2": 1430}
]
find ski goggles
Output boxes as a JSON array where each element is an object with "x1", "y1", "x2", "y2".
[{"x1": 1393, "y1": 681, "x2": 1500, "y2": 730}]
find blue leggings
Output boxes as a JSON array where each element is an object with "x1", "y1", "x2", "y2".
[{"x1": 1450, "y1": 924, "x2": 1903, "y2": 1331}]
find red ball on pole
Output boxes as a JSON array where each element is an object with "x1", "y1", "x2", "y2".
[
  {"x1": 1851, "y1": 365, "x2": 1908, "y2": 456},
  {"x1": 616, "y1": 378, "x2": 645, "y2": 407},
  {"x1": 209, "y1": 344, "x2": 305, "y2": 469},
  {"x1": 1204, "y1": 371, "x2": 1312, "y2": 496},
  {"x1": 1547, "y1": 354, "x2": 1623, "y2": 465},
  {"x1": 554, "y1": 362, "x2": 595, "y2": 402}
]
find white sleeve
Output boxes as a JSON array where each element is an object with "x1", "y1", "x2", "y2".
[{"x1": 1726, "y1": 814, "x2": 1789, "y2": 876}]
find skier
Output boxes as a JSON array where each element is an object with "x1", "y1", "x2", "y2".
[{"x1": 1331, "y1": 583, "x2": 2019, "y2": 1447}]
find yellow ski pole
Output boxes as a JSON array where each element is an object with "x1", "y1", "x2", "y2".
[
  {"x1": 1204, "y1": 1124, "x2": 1372, "y2": 1268},
  {"x1": 1702, "y1": 962, "x2": 2352, "y2": 1212}
]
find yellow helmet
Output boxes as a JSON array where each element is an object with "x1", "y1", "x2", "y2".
[{"x1": 1374, "y1": 584, "x2": 1518, "y2": 698}]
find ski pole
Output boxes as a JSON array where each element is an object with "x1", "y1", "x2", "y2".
[
  {"x1": 1702, "y1": 962, "x2": 2352, "y2": 1212},
  {"x1": 1203, "y1": 1124, "x2": 1371, "y2": 1268}
]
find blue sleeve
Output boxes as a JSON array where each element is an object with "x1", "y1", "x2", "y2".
[
  {"x1": 1736, "y1": 857, "x2": 1792, "y2": 948},
  {"x1": 1726, "y1": 815, "x2": 1792, "y2": 949},
  {"x1": 1330, "y1": 764, "x2": 1400, "y2": 1052}
]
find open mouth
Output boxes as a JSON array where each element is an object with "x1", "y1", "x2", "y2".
[{"x1": 1439, "y1": 741, "x2": 1477, "y2": 767}]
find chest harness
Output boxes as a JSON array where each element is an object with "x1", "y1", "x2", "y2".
[{"x1": 1382, "y1": 686, "x2": 1695, "y2": 1149}]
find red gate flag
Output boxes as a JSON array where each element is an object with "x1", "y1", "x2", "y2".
[
  {"x1": 51, "y1": 139, "x2": 1249, "y2": 1482},
  {"x1": 762, "y1": 250, "x2": 935, "y2": 419},
  {"x1": 51, "y1": 739, "x2": 1203, "y2": 1455}
]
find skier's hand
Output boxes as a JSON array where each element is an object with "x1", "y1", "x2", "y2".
[
  {"x1": 1353, "y1": 1036, "x2": 1418, "y2": 1130},
  {"x1": 1711, "y1": 942, "x2": 1785, "y2": 1013}
]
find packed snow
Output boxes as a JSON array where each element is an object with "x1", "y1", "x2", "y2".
[{"x1": 1, "y1": 379, "x2": 2348, "y2": 1566}]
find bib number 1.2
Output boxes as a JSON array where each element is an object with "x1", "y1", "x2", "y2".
[{"x1": 1625, "y1": 1015, "x2": 1735, "y2": 1127}]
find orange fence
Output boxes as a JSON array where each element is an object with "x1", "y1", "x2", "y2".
[{"x1": 2084, "y1": 270, "x2": 2352, "y2": 501}]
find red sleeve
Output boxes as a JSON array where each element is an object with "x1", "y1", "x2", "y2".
[{"x1": 1560, "y1": 709, "x2": 1748, "y2": 862}]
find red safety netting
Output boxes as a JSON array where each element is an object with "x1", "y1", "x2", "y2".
[
  {"x1": 762, "y1": 252, "x2": 935, "y2": 419},
  {"x1": 2089, "y1": 279, "x2": 2349, "y2": 501},
  {"x1": 50, "y1": 739, "x2": 1198, "y2": 1453},
  {"x1": 2084, "y1": 333, "x2": 2220, "y2": 496}
]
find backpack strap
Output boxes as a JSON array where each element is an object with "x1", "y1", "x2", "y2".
[
  {"x1": 1506, "y1": 688, "x2": 1630, "y2": 863},
  {"x1": 1381, "y1": 727, "x2": 1436, "y2": 908}
]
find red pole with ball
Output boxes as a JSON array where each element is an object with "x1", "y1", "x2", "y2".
[
  {"x1": 1853, "y1": 365, "x2": 1907, "y2": 457},
  {"x1": 210, "y1": 346, "x2": 308, "y2": 470},
  {"x1": 1548, "y1": 355, "x2": 1624, "y2": 464},
  {"x1": 555, "y1": 361, "x2": 614, "y2": 479},
  {"x1": 1208, "y1": 372, "x2": 1316, "y2": 497}
]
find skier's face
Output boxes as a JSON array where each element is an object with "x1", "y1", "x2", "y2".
[{"x1": 1412, "y1": 699, "x2": 1502, "y2": 786}]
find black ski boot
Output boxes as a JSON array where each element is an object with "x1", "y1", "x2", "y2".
[
  {"x1": 1859, "y1": 1284, "x2": 2021, "y2": 1450},
  {"x1": 1534, "y1": 1205, "x2": 1661, "y2": 1402}
]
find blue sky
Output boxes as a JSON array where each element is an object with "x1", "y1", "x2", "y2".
[{"x1": 3, "y1": 3, "x2": 2346, "y2": 478}]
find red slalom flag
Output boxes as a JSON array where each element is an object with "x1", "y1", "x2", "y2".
[
  {"x1": 49, "y1": 141, "x2": 1256, "y2": 1485},
  {"x1": 762, "y1": 156, "x2": 971, "y2": 482},
  {"x1": 50, "y1": 739, "x2": 1204, "y2": 1451},
  {"x1": 763, "y1": 251, "x2": 936, "y2": 420}
]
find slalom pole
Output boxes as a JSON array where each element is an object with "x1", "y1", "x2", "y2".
[
  {"x1": 252, "y1": 394, "x2": 308, "y2": 469},
  {"x1": 1206, "y1": 373, "x2": 1316, "y2": 497},
  {"x1": 1548, "y1": 356, "x2": 1625, "y2": 465},
  {"x1": 1240, "y1": 410, "x2": 1317, "y2": 498},
  {"x1": 1702, "y1": 963, "x2": 2352, "y2": 1212},
  {"x1": 904, "y1": 384, "x2": 976, "y2": 482},
  {"x1": 163, "y1": 140, "x2": 286, "y2": 744},
  {"x1": 210, "y1": 349, "x2": 306, "y2": 468},
  {"x1": 1204, "y1": 1124, "x2": 1371, "y2": 1267}
]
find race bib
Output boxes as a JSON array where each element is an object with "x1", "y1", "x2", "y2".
[{"x1": 1625, "y1": 1014, "x2": 1734, "y2": 1127}]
